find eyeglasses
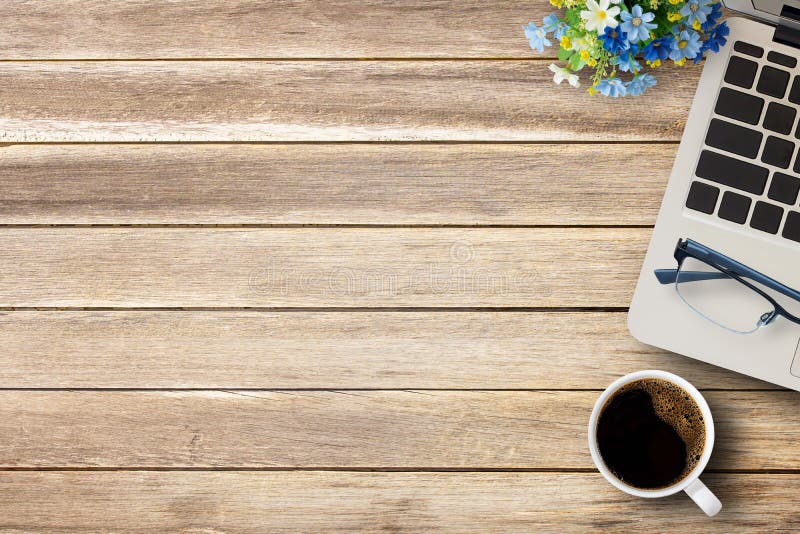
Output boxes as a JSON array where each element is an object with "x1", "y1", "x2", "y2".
[{"x1": 654, "y1": 238, "x2": 800, "y2": 334}]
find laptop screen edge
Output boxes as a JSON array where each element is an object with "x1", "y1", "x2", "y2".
[{"x1": 723, "y1": 0, "x2": 785, "y2": 24}]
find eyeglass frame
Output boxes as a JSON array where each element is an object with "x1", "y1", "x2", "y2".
[{"x1": 653, "y1": 238, "x2": 800, "y2": 332}]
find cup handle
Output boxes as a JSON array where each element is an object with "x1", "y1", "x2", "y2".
[{"x1": 684, "y1": 478, "x2": 722, "y2": 517}]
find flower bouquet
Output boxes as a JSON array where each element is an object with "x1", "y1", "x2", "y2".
[{"x1": 524, "y1": 0, "x2": 729, "y2": 96}]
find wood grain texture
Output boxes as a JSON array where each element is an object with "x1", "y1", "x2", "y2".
[
  {"x1": 0, "y1": 472, "x2": 796, "y2": 532},
  {"x1": 0, "y1": 1, "x2": 546, "y2": 59},
  {"x1": 0, "y1": 311, "x2": 772, "y2": 389},
  {"x1": 0, "y1": 144, "x2": 670, "y2": 225},
  {"x1": 0, "y1": 61, "x2": 696, "y2": 142},
  {"x1": 0, "y1": 0, "x2": 768, "y2": 530},
  {"x1": 0, "y1": 227, "x2": 649, "y2": 307},
  {"x1": 1, "y1": 390, "x2": 798, "y2": 468}
]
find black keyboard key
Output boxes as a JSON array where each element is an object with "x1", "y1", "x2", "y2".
[
  {"x1": 685, "y1": 181, "x2": 720, "y2": 214},
  {"x1": 750, "y1": 201, "x2": 784, "y2": 234},
  {"x1": 768, "y1": 50, "x2": 797, "y2": 68},
  {"x1": 790, "y1": 76, "x2": 800, "y2": 105},
  {"x1": 764, "y1": 102, "x2": 796, "y2": 135},
  {"x1": 718, "y1": 191, "x2": 752, "y2": 224},
  {"x1": 695, "y1": 150, "x2": 769, "y2": 195},
  {"x1": 725, "y1": 56, "x2": 759, "y2": 89},
  {"x1": 768, "y1": 172, "x2": 800, "y2": 204},
  {"x1": 705, "y1": 118, "x2": 763, "y2": 158},
  {"x1": 783, "y1": 211, "x2": 800, "y2": 242},
  {"x1": 762, "y1": 136, "x2": 796, "y2": 168},
  {"x1": 757, "y1": 66, "x2": 790, "y2": 98},
  {"x1": 734, "y1": 41, "x2": 764, "y2": 58},
  {"x1": 715, "y1": 87, "x2": 764, "y2": 125}
]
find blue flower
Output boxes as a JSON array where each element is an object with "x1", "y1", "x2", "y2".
[
  {"x1": 620, "y1": 5, "x2": 657, "y2": 43},
  {"x1": 642, "y1": 36, "x2": 674, "y2": 62},
  {"x1": 626, "y1": 73, "x2": 657, "y2": 96},
  {"x1": 669, "y1": 30, "x2": 702, "y2": 61},
  {"x1": 599, "y1": 26, "x2": 630, "y2": 54},
  {"x1": 616, "y1": 54, "x2": 642, "y2": 73},
  {"x1": 614, "y1": 45, "x2": 641, "y2": 72},
  {"x1": 701, "y1": 2, "x2": 723, "y2": 31},
  {"x1": 542, "y1": 13, "x2": 569, "y2": 40},
  {"x1": 596, "y1": 77, "x2": 627, "y2": 97},
  {"x1": 680, "y1": 0, "x2": 714, "y2": 26},
  {"x1": 524, "y1": 22, "x2": 552, "y2": 53},
  {"x1": 703, "y1": 21, "x2": 729, "y2": 53}
]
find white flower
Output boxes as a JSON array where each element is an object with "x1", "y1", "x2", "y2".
[
  {"x1": 548, "y1": 64, "x2": 580, "y2": 88},
  {"x1": 580, "y1": 0, "x2": 620, "y2": 33}
]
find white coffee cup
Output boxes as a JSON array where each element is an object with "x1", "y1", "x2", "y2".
[{"x1": 588, "y1": 370, "x2": 722, "y2": 517}]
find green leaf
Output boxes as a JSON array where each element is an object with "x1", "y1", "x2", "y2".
[
  {"x1": 558, "y1": 47, "x2": 573, "y2": 61},
  {"x1": 564, "y1": 8, "x2": 581, "y2": 27},
  {"x1": 568, "y1": 53, "x2": 585, "y2": 70}
]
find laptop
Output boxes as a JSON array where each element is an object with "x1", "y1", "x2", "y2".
[{"x1": 629, "y1": 3, "x2": 800, "y2": 390}]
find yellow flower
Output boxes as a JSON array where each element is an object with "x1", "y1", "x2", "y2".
[
  {"x1": 668, "y1": 0, "x2": 681, "y2": 4},
  {"x1": 674, "y1": 57, "x2": 686, "y2": 66},
  {"x1": 560, "y1": 36, "x2": 572, "y2": 50},
  {"x1": 571, "y1": 36, "x2": 588, "y2": 51},
  {"x1": 692, "y1": 19, "x2": 702, "y2": 30},
  {"x1": 649, "y1": 0, "x2": 659, "y2": 8},
  {"x1": 550, "y1": 0, "x2": 564, "y2": 7},
  {"x1": 647, "y1": 59, "x2": 662, "y2": 68},
  {"x1": 587, "y1": 58, "x2": 597, "y2": 67},
  {"x1": 580, "y1": 50, "x2": 591, "y2": 61},
  {"x1": 588, "y1": 85, "x2": 598, "y2": 96},
  {"x1": 667, "y1": 12, "x2": 682, "y2": 21}
]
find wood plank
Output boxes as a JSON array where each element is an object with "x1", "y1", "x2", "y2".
[
  {"x1": 0, "y1": 1, "x2": 561, "y2": 59},
  {"x1": 0, "y1": 144, "x2": 670, "y2": 225},
  {"x1": 1, "y1": 390, "x2": 798, "y2": 468},
  {"x1": 0, "y1": 311, "x2": 772, "y2": 389},
  {"x1": 0, "y1": 472, "x2": 796, "y2": 532},
  {"x1": 0, "y1": 61, "x2": 696, "y2": 142},
  {"x1": 0, "y1": 228, "x2": 648, "y2": 307}
]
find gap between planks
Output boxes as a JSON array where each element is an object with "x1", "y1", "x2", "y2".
[
  {"x1": 0, "y1": 141, "x2": 681, "y2": 146},
  {"x1": 0, "y1": 388, "x2": 780, "y2": 392},
  {"x1": 0, "y1": 467, "x2": 797, "y2": 473},
  {"x1": 0, "y1": 225, "x2": 654, "y2": 228},
  {"x1": 0, "y1": 58, "x2": 555, "y2": 63},
  {"x1": 0, "y1": 307, "x2": 630, "y2": 311}
]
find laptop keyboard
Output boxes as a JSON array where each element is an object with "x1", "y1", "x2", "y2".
[{"x1": 685, "y1": 40, "x2": 800, "y2": 244}]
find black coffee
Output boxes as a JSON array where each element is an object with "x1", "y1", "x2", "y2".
[{"x1": 596, "y1": 378, "x2": 705, "y2": 489}]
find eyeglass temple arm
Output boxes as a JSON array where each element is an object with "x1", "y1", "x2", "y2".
[
  {"x1": 654, "y1": 269, "x2": 727, "y2": 284},
  {"x1": 654, "y1": 268, "x2": 800, "y2": 304}
]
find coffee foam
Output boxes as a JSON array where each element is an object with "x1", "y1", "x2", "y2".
[{"x1": 612, "y1": 378, "x2": 706, "y2": 479}]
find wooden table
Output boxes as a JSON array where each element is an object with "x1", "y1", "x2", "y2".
[{"x1": 1, "y1": 1, "x2": 798, "y2": 531}]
